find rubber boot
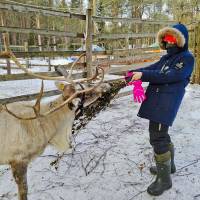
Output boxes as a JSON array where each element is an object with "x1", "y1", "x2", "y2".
[
  {"x1": 147, "y1": 151, "x2": 172, "y2": 196},
  {"x1": 150, "y1": 143, "x2": 176, "y2": 175}
]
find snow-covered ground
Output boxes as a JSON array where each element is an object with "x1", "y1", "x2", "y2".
[{"x1": 0, "y1": 81, "x2": 200, "y2": 200}]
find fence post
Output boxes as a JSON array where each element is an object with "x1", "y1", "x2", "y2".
[
  {"x1": 3, "y1": 32, "x2": 11, "y2": 75},
  {"x1": 125, "y1": 38, "x2": 129, "y2": 49},
  {"x1": 85, "y1": 8, "x2": 93, "y2": 78},
  {"x1": 24, "y1": 42, "x2": 30, "y2": 68},
  {"x1": 1, "y1": 13, "x2": 11, "y2": 75},
  {"x1": 191, "y1": 25, "x2": 196, "y2": 83},
  {"x1": 47, "y1": 57, "x2": 51, "y2": 71},
  {"x1": 36, "y1": 15, "x2": 42, "y2": 52},
  {"x1": 52, "y1": 21, "x2": 57, "y2": 52},
  {"x1": 193, "y1": 23, "x2": 200, "y2": 84}
]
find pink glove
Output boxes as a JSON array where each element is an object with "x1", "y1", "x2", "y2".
[{"x1": 128, "y1": 80, "x2": 146, "y2": 103}]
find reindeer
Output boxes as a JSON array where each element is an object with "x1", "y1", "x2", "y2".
[{"x1": 0, "y1": 51, "x2": 109, "y2": 200}]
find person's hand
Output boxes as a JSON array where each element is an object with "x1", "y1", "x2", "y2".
[
  {"x1": 125, "y1": 71, "x2": 134, "y2": 84},
  {"x1": 131, "y1": 72, "x2": 143, "y2": 81}
]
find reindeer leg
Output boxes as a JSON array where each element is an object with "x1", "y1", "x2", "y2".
[{"x1": 10, "y1": 162, "x2": 28, "y2": 200}]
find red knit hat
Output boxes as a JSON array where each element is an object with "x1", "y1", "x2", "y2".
[{"x1": 163, "y1": 34, "x2": 177, "y2": 44}]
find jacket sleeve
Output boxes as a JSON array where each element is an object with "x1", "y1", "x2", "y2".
[{"x1": 141, "y1": 55, "x2": 194, "y2": 84}]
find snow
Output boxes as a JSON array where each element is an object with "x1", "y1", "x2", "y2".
[
  {"x1": 0, "y1": 81, "x2": 200, "y2": 199},
  {"x1": 0, "y1": 58, "x2": 200, "y2": 199},
  {"x1": 0, "y1": 57, "x2": 74, "y2": 66},
  {"x1": 0, "y1": 57, "x2": 75, "y2": 75}
]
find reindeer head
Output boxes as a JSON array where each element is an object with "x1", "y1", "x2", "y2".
[
  {"x1": 54, "y1": 81, "x2": 81, "y2": 111},
  {"x1": 55, "y1": 82, "x2": 76, "y2": 100}
]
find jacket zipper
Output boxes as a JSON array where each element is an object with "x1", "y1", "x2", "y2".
[{"x1": 158, "y1": 123, "x2": 162, "y2": 131}]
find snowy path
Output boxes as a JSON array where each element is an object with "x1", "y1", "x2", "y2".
[{"x1": 0, "y1": 84, "x2": 200, "y2": 200}]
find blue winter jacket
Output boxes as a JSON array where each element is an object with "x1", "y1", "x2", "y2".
[{"x1": 132, "y1": 23, "x2": 195, "y2": 126}]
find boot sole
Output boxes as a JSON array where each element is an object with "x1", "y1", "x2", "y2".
[{"x1": 147, "y1": 184, "x2": 172, "y2": 196}]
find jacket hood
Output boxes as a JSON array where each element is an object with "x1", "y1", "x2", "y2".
[{"x1": 157, "y1": 23, "x2": 188, "y2": 51}]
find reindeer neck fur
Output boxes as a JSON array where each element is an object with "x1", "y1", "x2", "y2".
[{"x1": 0, "y1": 95, "x2": 75, "y2": 164}]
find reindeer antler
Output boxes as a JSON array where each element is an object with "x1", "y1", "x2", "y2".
[
  {"x1": 41, "y1": 67, "x2": 104, "y2": 116},
  {"x1": 3, "y1": 49, "x2": 104, "y2": 120},
  {"x1": 33, "y1": 80, "x2": 44, "y2": 117},
  {"x1": 4, "y1": 80, "x2": 44, "y2": 120},
  {"x1": 4, "y1": 67, "x2": 104, "y2": 120}
]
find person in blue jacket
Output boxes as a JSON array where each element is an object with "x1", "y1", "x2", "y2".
[{"x1": 129, "y1": 23, "x2": 195, "y2": 196}]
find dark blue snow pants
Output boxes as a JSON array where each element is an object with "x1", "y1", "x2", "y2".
[{"x1": 149, "y1": 121, "x2": 171, "y2": 154}]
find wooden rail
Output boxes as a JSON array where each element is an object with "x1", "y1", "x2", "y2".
[
  {"x1": 0, "y1": 90, "x2": 61, "y2": 104},
  {"x1": 0, "y1": 0, "x2": 86, "y2": 20},
  {"x1": 94, "y1": 33, "x2": 156, "y2": 40},
  {"x1": 0, "y1": 1, "x2": 168, "y2": 78},
  {"x1": 93, "y1": 16, "x2": 176, "y2": 25},
  {"x1": 0, "y1": 51, "x2": 85, "y2": 58},
  {"x1": 0, "y1": 52, "x2": 163, "y2": 82},
  {"x1": 0, "y1": 62, "x2": 86, "y2": 69},
  {"x1": 0, "y1": 26, "x2": 156, "y2": 40},
  {"x1": 0, "y1": 71, "x2": 83, "y2": 81},
  {"x1": 0, "y1": 26, "x2": 84, "y2": 38},
  {"x1": 94, "y1": 53, "x2": 163, "y2": 65},
  {"x1": 0, "y1": 47, "x2": 161, "y2": 58},
  {"x1": 0, "y1": 0, "x2": 181, "y2": 104}
]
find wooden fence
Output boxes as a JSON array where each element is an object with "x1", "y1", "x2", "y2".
[{"x1": 0, "y1": 0, "x2": 179, "y2": 104}]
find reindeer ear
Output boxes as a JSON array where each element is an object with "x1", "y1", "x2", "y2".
[{"x1": 55, "y1": 81, "x2": 65, "y2": 91}]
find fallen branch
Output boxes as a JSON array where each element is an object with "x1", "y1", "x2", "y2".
[
  {"x1": 81, "y1": 146, "x2": 115, "y2": 176},
  {"x1": 176, "y1": 158, "x2": 200, "y2": 172},
  {"x1": 128, "y1": 189, "x2": 147, "y2": 200},
  {"x1": 72, "y1": 80, "x2": 126, "y2": 133}
]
